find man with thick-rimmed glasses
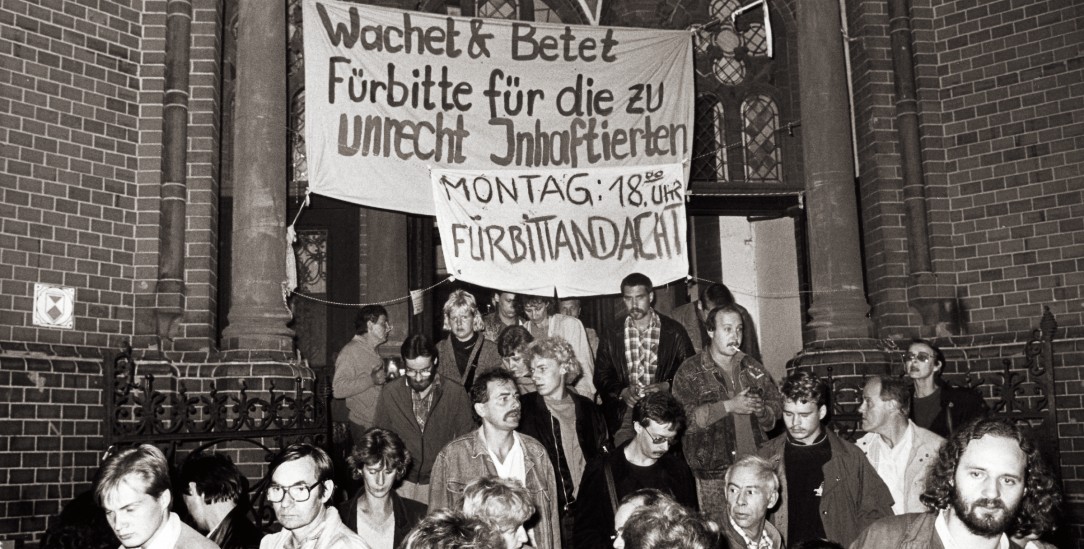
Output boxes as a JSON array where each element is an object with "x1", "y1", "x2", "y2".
[
  {"x1": 372, "y1": 334, "x2": 476, "y2": 504},
  {"x1": 574, "y1": 392, "x2": 697, "y2": 549},
  {"x1": 904, "y1": 339, "x2": 988, "y2": 438},
  {"x1": 261, "y1": 443, "x2": 369, "y2": 549}
]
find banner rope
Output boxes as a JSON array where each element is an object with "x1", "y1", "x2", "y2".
[{"x1": 284, "y1": 276, "x2": 454, "y2": 308}]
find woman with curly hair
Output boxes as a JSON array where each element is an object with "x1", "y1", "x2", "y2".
[
  {"x1": 338, "y1": 428, "x2": 426, "y2": 549},
  {"x1": 850, "y1": 416, "x2": 1062, "y2": 548}
]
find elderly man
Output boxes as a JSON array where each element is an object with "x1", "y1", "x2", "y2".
[
  {"x1": 856, "y1": 375, "x2": 944, "y2": 515},
  {"x1": 180, "y1": 452, "x2": 261, "y2": 549},
  {"x1": 672, "y1": 303, "x2": 782, "y2": 523},
  {"x1": 516, "y1": 336, "x2": 610, "y2": 547},
  {"x1": 334, "y1": 305, "x2": 392, "y2": 441},
  {"x1": 429, "y1": 369, "x2": 562, "y2": 549},
  {"x1": 758, "y1": 370, "x2": 893, "y2": 547},
  {"x1": 260, "y1": 443, "x2": 369, "y2": 549},
  {"x1": 721, "y1": 455, "x2": 783, "y2": 549},
  {"x1": 851, "y1": 417, "x2": 1062, "y2": 549},
  {"x1": 904, "y1": 339, "x2": 988, "y2": 438},
  {"x1": 594, "y1": 273, "x2": 694, "y2": 437},
  {"x1": 95, "y1": 444, "x2": 219, "y2": 549},
  {"x1": 372, "y1": 334, "x2": 476, "y2": 504},
  {"x1": 436, "y1": 289, "x2": 503, "y2": 391}
]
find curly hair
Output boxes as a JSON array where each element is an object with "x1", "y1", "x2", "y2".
[
  {"x1": 919, "y1": 417, "x2": 1061, "y2": 538},
  {"x1": 461, "y1": 476, "x2": 535, "y2": 532},
  {"x1": 621, "y1": 501, "x2": 718, "y2": 549},
  {"x1": 523, "y1": 336, "x2": 582, "y2": 385},
  {"x1": 402, "y1": 509, "x2": 504, "y2": 549},
  {"x1": 781, "y1": 369, "x2": 828, "y2": 408}
]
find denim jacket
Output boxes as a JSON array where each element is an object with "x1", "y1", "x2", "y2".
[
  {"x1": 672, "y1": 351, "x2": 782, "y2": 478},
  {"x1": 429, "y1": 428, "x2": 562, "y2": 549}
]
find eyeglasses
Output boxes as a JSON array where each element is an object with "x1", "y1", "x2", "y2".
[
  {"x1": 404, "y1": 369, "x2": 434, "y2": 379},
  {"x1": 266, "y1": 480, "x2": 322, "y2": 503},
  {"x1": 645, "y1": 432, "x2": 677, "y2": 445},
  {"x1": 904, "y1": 352, "x2": 931, "y2": 363}
]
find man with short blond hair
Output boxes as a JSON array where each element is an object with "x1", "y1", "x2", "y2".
[{"x1": 96, "y1": 444, "x2": 220, "y2": 549}]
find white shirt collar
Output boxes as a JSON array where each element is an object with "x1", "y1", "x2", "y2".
[{"x1": 934, "y1": 508, "x2": 1011, "y2": 549}]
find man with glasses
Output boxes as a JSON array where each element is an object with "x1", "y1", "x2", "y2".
[
  {"x1": 574, "y1": 392, "x2": 697, "y2": 549},
  {"x1": 516, "y1": 337, "x2": 610, "y2": 548},
  {"x1": 372, "y1": 334, "x2": 476, "y2": 504},
  {"x1": 261, "y1": 443, "x2": 368, "y2": 549},
  {"x1": 904, "y1": 339, "x2": 988, "y2": 438},
  {"x1": 334, "y1": 305, "x2": 393, "y2": 442},
  {"x1": 430, "y1": 369, "x2": 562, "y2": 549},
  {"x1": 436, "y1": 289, "x2": 503, "y2": 392},
  {"x1": 672, "y1": 304, "x2": 782, "y2": 524}
]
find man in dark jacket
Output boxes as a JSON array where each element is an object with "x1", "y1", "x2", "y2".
[
  {"x1": 517, "y1": 336, "x2": 611, "y2": 548},
  {"x1": 574, "y1": 392, "x2": 697, "y2": 549},
  {"x1": 180, "y1": 452, "x2": 262, "y2": 549},
  {"x1": 905, "y1": 339, "x2": 988, "y2": 438},
  {"x1": 594, "y1": 273, "x2": 694, "y2": 439},
  {"x1": 372, "y1": 334, "x2": 476, "y2": 504}
]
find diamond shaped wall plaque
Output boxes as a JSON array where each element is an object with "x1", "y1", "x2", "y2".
[{"x1": 33, "y1": 283, "x2": 75, "y2": 329}]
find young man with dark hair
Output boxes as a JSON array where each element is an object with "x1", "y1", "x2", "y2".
[
  {"x1": 334, "y1": 304, "x2": 392, "y2": 441},
  {"x1": 856, "y1": 375, "x2": 944, "y2": 514},
  {"x1": 594, "y1": 273, "x2": 694, "y2": 437},
  {"x1": 95, "y1": 444, "x2": 219, "y2": 549},
  {"x1": 852, "y1": 417, "x2": 1062, "y2": 549},
  {"x1": 429, "y1": 369, "x2": 561, "y2": 549},
  {"x1": 757, "y1": 370, "x2": 893, "y2": 547},
  {"x1": 372, "y1": 333, "x2": 476, "y2": 504},
  {"x1": 180, "y1": 452, "x2": 261, "y2": 549},
  {"x1": 496, "y1": 324, "x2": 536, "y2": 394},
  {"x1": 575, "y1": 392, "x2": 697, "y2": 549},
  {"x1": 260, "y1": 443, "x2": 366, "y2": 549},
  {"x1": 672, "y1": 303, "x2": 782, "y2": 523}
]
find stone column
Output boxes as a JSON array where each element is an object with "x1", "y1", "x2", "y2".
[
  {"x1": 221, "y1": 0, "x2": 294, "y2": 353},
  {"x1": 797, "y1": 0, "x2": 872, "y2": 341}
]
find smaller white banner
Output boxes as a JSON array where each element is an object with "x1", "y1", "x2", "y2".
[{"x1": 431, "y1": 164, "x2": 688, "y2": 296}]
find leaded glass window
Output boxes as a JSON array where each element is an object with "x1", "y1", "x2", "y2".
[{"x1": 742, "y1": 95, "x2": 780, "y2": 181}]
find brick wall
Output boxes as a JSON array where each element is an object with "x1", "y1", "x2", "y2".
[
  {"x1": 0, "y1": 0, "x2": 143, "y2": 348},
  {"x1": 0, "y1": 343, "x2": 108, "y2": 545}
]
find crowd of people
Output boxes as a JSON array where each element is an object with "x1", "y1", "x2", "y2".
[{"x1": 41, "y1": 274, "x2": 1063, "y2": 549}]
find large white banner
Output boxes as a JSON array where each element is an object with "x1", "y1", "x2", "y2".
[
  {"x1": 431, "y1": 164, "x2": 688, "y2": 296},
  {"x1": 303, "y1": 0, "x2": 694, "y2": 215}
]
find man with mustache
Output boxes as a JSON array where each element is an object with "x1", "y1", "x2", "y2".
[
  {"x1": 905, "y1": 339, "x2": 988, "y2": 438},
  {"x1": 850, "y1": 417, "x2": 1062, "y2": 549},
  {"x1": 672, "y1": 304, "x2": 782, "y2": 524},
  {"x1": 371, "y1": 334, "x2": 476, "y2": 504},
  {"x1": 429, "y1": 369, "x2": 562, "y2": 549},
  {"x1": 758, "y1": 370, "x2": 893, "y2": 547},
  {"x1": 594, "y1": 273, "x2": 694, "y2": 441}
]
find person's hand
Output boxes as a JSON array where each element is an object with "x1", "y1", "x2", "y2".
[
  {"x1": 371, "y1": 365, "x2": 387, "y2": 386},
  {"x1": 726, "y1": 387, "x2": 764, "y2": 415},
  {"x1": 642, "y1": 381, "x2": 670, "y2": 394},
  {"x1": 620, "y1": 387, "x2": 642, "y2": 407}
]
